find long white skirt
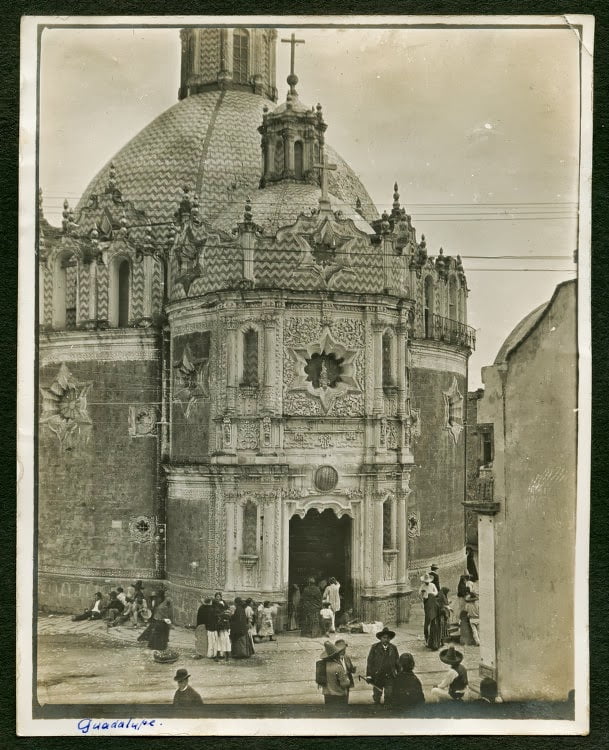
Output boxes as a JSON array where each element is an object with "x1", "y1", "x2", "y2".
[
  {"x1": 207, "y1": 629, "x2": 218, "y2": 658},
  {"x1": 216, "y1": 630, "x2": 231, "y2": 653}
]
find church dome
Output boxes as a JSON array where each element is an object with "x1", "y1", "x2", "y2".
[
  {"x1": 76, "y1": 89, "x2": 379, "y2": 236},
  {"x1": 494, "y1": 301, "x2": 550, "y2": 364}
]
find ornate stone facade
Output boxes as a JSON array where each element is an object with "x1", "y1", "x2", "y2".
[{"x1": 37, "y1": 25, "x2": 475, "y2": 625}]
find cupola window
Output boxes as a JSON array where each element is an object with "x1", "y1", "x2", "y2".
[
  {"x1": 449, "y1": 276, "x2": 458, "y2": 321},
  {"x1": 53, "y1": 251, "x2": 78, "y2": 329},
  {"x1": 294, "y1": 141, "x2": 304, "y2": 179},
  {"x1": 233, "y1": 29, "x2": 249, "y2": 84},
  {"x1": 241, "y1": 328, "x2": 259, "y2": 386},
  {"x1": 118, "y1": 259, "x2": 130, "y2": 327},
  {"x1": 424, "y1": 276, "x2": 434, "y2": 338}
]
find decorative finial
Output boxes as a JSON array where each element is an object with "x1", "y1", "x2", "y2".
[
  {"x1": 381, "y1": 210, "x2": 391, "y2": 234},
  {"x1": 281, "y1": 33, "x2": 305, "y2": 97},
  {"x1": 355, "y1": 196, "x2": 363, "y2": 216},
  {"x1": 420, "y1": 234, "x2": 426, "y2": 248},
  {"x1": 62, "y1": 199, "x2": 70, "y2": 233},
  {"x1": 392, "y1": 182, "x2": 401, "y2": 217}
]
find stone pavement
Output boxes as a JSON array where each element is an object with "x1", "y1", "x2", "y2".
[{"x1": 36, "y1": 606, "x2": 483, "y2": 705}]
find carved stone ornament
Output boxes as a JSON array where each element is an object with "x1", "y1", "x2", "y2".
[
  {"x1": 222, "y1": 417, "x2": 233, "y2": 448},
  {"x1": 128, "y1": 405, "x2": 158, "y2": 437},
  {"x1": 288, "y1": 326, "x2": 362, "y2": 413},
  {"x1": 39, "y1": 363, "x2": 92, "y2": 451},
  {"x1": 407, "y1": 510, "x2": 421, "y2": 539},
  {"x1": 128, "y1": 515, "x2": 156, "y2": 543},
  {"x1": 443, "y1": 376, "x2": 464, "y2": 444},
  {"x1": 261, "y1": 416, "x2": 272, "y2": 447},
  {"x1": 291, "y1": 214, "x2": 357, "y2": 287},
  {"x1": 173, "y1": 344, "x2": 209, "y2": 419}
]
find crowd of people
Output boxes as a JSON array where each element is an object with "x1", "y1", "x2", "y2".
[{"x1": 418, "y1": 562, "x2": 480, "y2": 651}]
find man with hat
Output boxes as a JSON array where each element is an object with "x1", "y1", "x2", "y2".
[
  {"x1": 430, "y1": 564, "x2": 440, "y2": 591},
  {"x1": 464, "y1": 591, "x2": 480, "y2": 645},
  {"x1": 419, "y1": 573, "x2": 438, "y2": 644},
  {"x1": 365, "y1": 627, "x2": 400, "y2": 705},
  {"x1": 319, "y1": 641, "x2": 351, "y2": 704},
  {"x1": 172, "y1": 668, "x2": 204, "y2": 707},
  {"x1": 334, "y1": 639, "x2": 357, "y2": 700},
  {"x1": 430, "y1": 646, "x2": 469, "y2": 702}
]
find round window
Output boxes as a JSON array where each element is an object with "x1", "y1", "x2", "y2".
[{"x1": 314, "y1": 465, "x2": 339, "y2": 492}]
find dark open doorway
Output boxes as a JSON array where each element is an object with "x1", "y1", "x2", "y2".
[{"x1": 289, "y1": 509, "x2": 352, "y2": 610}]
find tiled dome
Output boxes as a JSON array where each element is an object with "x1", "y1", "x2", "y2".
[{"x1": 77, "y1": 89, "x2": 379, "y2": 235}]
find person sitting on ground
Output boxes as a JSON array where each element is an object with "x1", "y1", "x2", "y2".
[
  {"x1": 320, "y1": 601, "x2": 334, "y2": 635},
  {"x1": 172, "y1": 668, "x2": 204, "y2": 707},
  {"x1": 257, "y1": 600, "x2": 275, "y2": 642},
  {"x1": 476, "y1": 677, "x2": 500, "y2": 704},
  {"x1": 116, "y1": 586, "x2": 127, "y2": 607},
  {"x1": 430, "y1": 646, "x2": 468, "y2": 702},
  {"x1": 108, "y1": 596, "x2": 136, "y2": 627},
  {"x1": 105, "y1": 591, "x2": 123, "y2": 622},
  {"x1": 72, "y1": 592, "x2": 104, "y2": 621},
  {"x1": 391, "y1": 653, "x2": 425, "y2": 709}
]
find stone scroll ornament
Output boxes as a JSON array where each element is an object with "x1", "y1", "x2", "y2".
[
  {"x1": 173, "y1": 344, "x2": 210, "y2": 419},
  {"x1": 39, "y1": 364, "x2": 92, "y2": 451},
  {"x1": 288, "y1": 327, "x2": 361, "y2": 413},
  {"x1": 407, "y1": 511, "x2": 421, "y2": 539}
]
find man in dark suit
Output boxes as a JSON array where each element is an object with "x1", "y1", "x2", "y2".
[{"x1": 365, "y1": 627, "x2": 400, "y2": 704}]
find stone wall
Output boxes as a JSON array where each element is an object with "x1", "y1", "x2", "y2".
[
  {"x1": 408, "y1": 362, "x2": 467, "y2": 564},
  {"x1": 38, "y1": 352, "x2": 161, "y2": 610}
]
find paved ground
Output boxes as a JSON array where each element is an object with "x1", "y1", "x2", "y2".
[{"x1": 36, "y1": 605, "x2": 482, "y2": 705}]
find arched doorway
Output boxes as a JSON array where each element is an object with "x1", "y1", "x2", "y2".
[{"x1": 289, "y1": 508, "x2": 352, "y2": 610}]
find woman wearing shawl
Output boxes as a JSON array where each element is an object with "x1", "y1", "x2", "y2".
[
  {"x1": 288, "y1": 584, "x2": 301, "y2": 631},
  {"x1": 437, "y1": 587, "x2": 452, "y2": 643},
  {"x1": 211, "y1": 592, "x2": 231, "y2": 662},
  {"x1": 299, "y1": 577, "x2": 322, "y2": 637},
  {"x1": 424, "y1": 591, "x2": 442, "y2": 650},
  {"x1": 148, "y1": 596, "x2": 173, "y2": 651},
  {"x1": 230, "y1": 598, "x2": 255, "y2": 658},
  {"x1": 194, "y1": 596, "x2": 213, "y2": 659}
]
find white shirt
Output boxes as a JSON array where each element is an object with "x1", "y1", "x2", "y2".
[
  {"x1": 437, "y1": 667, "x2": 459, "y2": 690},
  {"x1": 419, "y1": 582, "x2": 438, "y2": 599}
]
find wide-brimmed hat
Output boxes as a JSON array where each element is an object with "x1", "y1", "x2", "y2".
[
  {"x1": 465, "y1": 592, "x2": 478, "y2": 602},
  {"x1": 430, "y1": 564, "x2": 439, "y2": 571},
  {"x1": 173, "y1": 668, "x2": 190, "y2": 681},
  {"x1": 334, "y1": 639, "x2": 348, "y2": 651},
  {"x1": 319, "y1": 641, "x2": 342, "y2": 660},
  {"x1": 420, "y1": 573, "x2": 434, "y2": 583},
  {"x1": 375, "y1": 626, "x2": 396, "y2": 640},
  {"x1": 439, "y1": 646, "x2": 464, "y2": 665}
]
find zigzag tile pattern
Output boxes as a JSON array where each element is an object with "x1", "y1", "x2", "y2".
[
  {"x1": 42, "y1": 263, "x2": 54, "y2": 327},
  {"x1": 97, "y1": 263, "x2": 109, "y2": 321},
  {"x1": 76, "y1": 90, "x2": 378, "y2": 238},
  {"x1": 199, "y1": 28, "x2": 220, "y2": 80},
  {"x1": 78, "y1": 263, "x2": 89, "y2": 322},
  {"x1": 131, "y1": 259, "x2": 146, "y2": 320},
  {"x1": 151, "y1": 258, "x2": 163, "y2": 317}
]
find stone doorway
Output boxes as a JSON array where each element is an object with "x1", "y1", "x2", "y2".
[{"x1": 288, "y1": 508, "x2": 352, "y2": 610}]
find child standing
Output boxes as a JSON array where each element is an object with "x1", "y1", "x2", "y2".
[{"x1": 320, "y1": 601, "x2": 334, "y2": 634}]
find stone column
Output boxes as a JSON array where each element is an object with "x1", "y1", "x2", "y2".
[
  {"x1": 260, "y1": 501, "x2": 274, "y2": 591},
  {"x1": 283, "y1": 131, "x2": 295, "y2": 177},
  {"x1": 225, "y1": 500, "x2": 237, "y2": 590},
  {"x1": 396, "y1": 491, "x2": 408, "y2": 584},
  {"x1": 226, "y1": 319, "x2": 238, "y2": 414},
  {"x1": 263, "y1": 316, "x2": 276, "y2": 413},
  {"x1": 372, "y1": 323, "x2": 384, "y2": 414},
  {"x1": 396, "y1": 323, "x2": 407, "y2": 418},
  {"x1": 264, "y1": 137, "x2": 275, "y2": 181},
  {"x1": 373, "y1": 496, "x2": 384, "y2": 585}
]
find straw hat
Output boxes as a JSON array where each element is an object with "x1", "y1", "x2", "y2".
[
  {"x1": 439, "y1": 646, "x2": 464, "y2": 665},
  {"x1": 319, "y1": 641, "x2": 342, "y2": 660}
]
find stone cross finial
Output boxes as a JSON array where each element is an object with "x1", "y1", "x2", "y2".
[
  {"x1": 281, "y1": 32, "x2": 305, "y2": 95},
  {"x1": 314, "y1": 152, "x2": 338, "y2": 205}
]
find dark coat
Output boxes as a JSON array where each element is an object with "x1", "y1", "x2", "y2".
[
  {"x1": 173, "y1": 685, "x2": 204, "y2": 706},
  {"x1": 366, "y1": 642, "x2": 400, "y2": 682},
  {"x1": 391, "y1": 671, "x2": 426, "y2": 707}
]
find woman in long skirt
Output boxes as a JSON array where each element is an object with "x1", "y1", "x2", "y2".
[
  {"x1": 424, "y1": 593, "x2": 442, "y2": 650},
  {"x1": 437, "y1": 587, "x2": 452, "y2": 644},
  {"x1": 257, "y1": 601, "x2": 275, "y2": 641},
  {"x1": 148, "y1": 597, "x2": 173, "y2": 651},
  {"x1": 230, "y1": 598, "x2": 255, "y2": 658},
  {"x1": 288, "y1": 584, "x2": 301, "y2": 631},
  {"x1": 211, "y1": 593, "x2": 231, "y2": 661},
  {"x1": 299, "y1": 578, "x2": 322, "y2": 637},
  {"x1": 194, "y1": 596, "x2": 213, "y2": 659}
]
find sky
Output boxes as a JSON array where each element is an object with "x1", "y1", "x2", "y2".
[{"x1": 37, "y1": 21, "x2": 581, "y2": 387}]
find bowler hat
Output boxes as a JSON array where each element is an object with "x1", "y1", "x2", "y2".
[
  {"x1": 173, "y1": 668, "x2": 190, "y2": 681},
  {"x1": 319, "y1": 641, "x2": 342, "y2": 660},
  {"x1": 439, "y1": 646, "x2": 464, "y2": 665},
  {"x1": 375, "y1": 626, "x2": 396, "y2": 640}
]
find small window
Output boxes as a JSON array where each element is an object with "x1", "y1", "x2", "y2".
[
  {"x1": 233, "y1": 29, "x2": 249, "y2": 84},
  {"x1": 274, "y1": 138, "x2": 284, "y2": 175},
  {"x1": 424, "y1": 276, "x2": 434, "y2": 337},
  {"x1": 242, "y1": 501, "x2": 258, "y2": 555},
  {"x1": 241, "y1": 328, "x2": 259, "y2": 386},
  {"x1": 449, "y1": 277, "x2": 458, "y2": 321},
  {"x1": 383, "y1": 499, "x2": 392, "y2": 550},
  {"x1": 382, "y1": 332, "x2": 394, "y2": 387},
  {"x1": 294, "y1": 141, "x2": 304, "y2": 179}
]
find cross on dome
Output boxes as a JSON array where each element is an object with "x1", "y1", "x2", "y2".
[
  {"x1": 281, "y1": 32, "x2": 305, "y2": 96},
  {"x1": 314, "y1": 151, "x2": 338, "y2": 208}
]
